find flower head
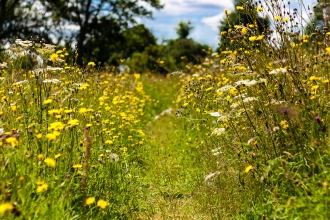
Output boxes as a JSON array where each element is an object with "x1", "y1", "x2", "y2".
[
  {"x1": 97, "y1": 199, "x2": 108, "y2": 209},
  {"x1": 44, "y1": 158, "x2": 56, "y2": 167},
  {"x1": 85, "y1": 197, "x2": 95, "y2": 205}
]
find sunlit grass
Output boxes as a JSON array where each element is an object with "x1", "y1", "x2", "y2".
[{"x1": 1, "y1": 0, "x2": 330, "y2": 219}]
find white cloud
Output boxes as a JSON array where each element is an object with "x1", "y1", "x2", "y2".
[
  {"x1": 202, "y1": 13, "x2": 225, "y2": 31},
  {"x1": 159, "y1": 0, "x2": 233, "y2": 15}
]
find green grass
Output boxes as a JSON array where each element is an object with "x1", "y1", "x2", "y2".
[{"x1": 1, "y1": 1, "x2": 330, "y2": 219}]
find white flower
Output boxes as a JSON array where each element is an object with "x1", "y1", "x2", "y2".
[
  {"x1": 0, "y1": 128, "x2": 4, "y2": 135},
  {"x1": 43, "y1": 79, "x2": 61, "y2": 84},
  {"x1": 243, "y1": 97, "x2": 258, "y2": 103},
  {"x1": 235, "y1": 79, "x2": 258, "y2": 87},
  {"x1": 204, "y1": 171, "x2": 220, "y2": 182},
  {"x1": 211, "y1": 147, "x2": 222, "y2": 156},
  {"x1": 14, "y1": 80, "x2": 29, "y2": 85},
  {"x1": 230, "y1": 103, "x2": 240, "y2": 109},
  {"x1": 259, "y1": 78, "x2": 267, "y2": 83},
  {"x1": 212, "y1": 128, "x2": 225, "y2": 136},
  {"x1": 247, "y1": 137, "x2": 256, "y2": 145},
  {"x1": 108, "y1": 153, "x2": 119, "y2": 163},
  {"x1": 270, "y1": 99, "x2": 286, "y2": 105},
  {"x1": 217, "y1": 115, "x2": 229, "y2": 122},
  {"x1": 216, "y1": 85, "x2": 233, "y2": 92},
  {"x1": 32, "y1": 68, "x2": 47, "y2": 76},
  {"x1": 209, "y1": 112, "x2": 222, "y2": 117},
  {"x1": 15, "y1": 39, "x2": 32, "y2": 48},
  {"x1": 269, "y1": 68, "x2": 287, "y2": 75},
  {"x1": 0, "y1": 62, "x2": 7, "y2": 69},
  {"x1": 46, "y1": 66, "x2": 63, "y2": 71}
]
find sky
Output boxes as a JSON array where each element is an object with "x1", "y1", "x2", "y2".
[{"x1": 141, "y1": 0, "x2": 317, "y2": 49}]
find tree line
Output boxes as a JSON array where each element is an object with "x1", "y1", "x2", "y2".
[{"x1": 0, "y1": 0, "x2": 326, "y2": 73}]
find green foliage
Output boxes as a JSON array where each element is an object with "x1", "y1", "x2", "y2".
[
  {"x1": 39, "y1": 0, "x2": 163, "y2": 65},
  {"x1": 176, "y1": 21, "x2": 193, "y2": 39},
  {"x1": 218, "y1": 0, "x2": 270, "y2": 50},
  {"x1": 0, "y1": 0, "x2": 51, "y2": 45}
]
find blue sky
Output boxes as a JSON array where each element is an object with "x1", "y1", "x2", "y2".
[{"x1": 141, "y1": 0, "x2": 317, "y2": 48}]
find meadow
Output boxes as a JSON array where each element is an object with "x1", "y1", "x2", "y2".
[{"x1": 1, "y1": 1, "x2": 330, "y2": 219}]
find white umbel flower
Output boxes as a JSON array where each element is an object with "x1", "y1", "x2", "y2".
[{"x1": 269, "y1": 68, "x2": 287, "y2": 75}]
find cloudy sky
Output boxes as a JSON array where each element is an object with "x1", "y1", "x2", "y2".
[{"x1": 141, "y1": 0, "x2": 317, "y2": 48}]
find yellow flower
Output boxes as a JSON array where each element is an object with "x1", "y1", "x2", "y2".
[
  {"x1": 257, "y1": 35, "x2": 264, "y2": 40},
  {"x1": 49, "y1": 121, "x2": 65, "y2": 131},
  {"x1": 0, "y1": 203, "x2": 14, "y2": 214},
  {"x1": 68, "y1": 119, "x2": 79, "y2": 128},
  {"x1": 55, "y1": 153, "x2": 61, "y2": 159},
  {"x1": 280, "y1": 120, "x2": 289, "y2": 129},
  {"x1": 85, "y1": 197, "x2": 95, "y2": 205},
  {"x1": 10, "y1": 106, "x2": 17, "y2": 111},
  {"x1": 72, "y1": 164, "x2": 82, "y2": 168},
  {"x1": 224, "y1": 8, "x2": 229, "y2": 14},
  {"x1": 37, "y1": 154, "x2": 43, "y2": 159},
  {"x1": 44, "y1": 158, "x2": 56, "y2": 167},
  {"x1": 36, "y1": 133, "x2": 42, "y2": 139},
  {"x1": 79, "y1": 108, "x2": 89, "y2": 114},
  {"x1": 274, "y1": 15, "x2": 281, "y2": 21},
  {"x1": 249, "y1": 36, "x2": 257, "y2": 42},
  {"x1": 134, "y1": 73, "x2": 140, "y2": 79},
  {"x1": 64, "y1": 109, "x2": 73, "y2": 113},
  {"x1": 326, "y1": 47, "x2": 330, "y2": 55},
  {"x1": 236, "y1": 6, "x2": 244, "y2": 10},
  {"x1": 46, "y1": 133, "x2": 56, "y2": 141},
  {"x1": 43, "y1": 99, "x2": 53, "y2": 105},
  {"x1": 50, "y1": 53, "x2": 59, "y2": 62},
  {"x1": 36, "y1": 183, "x2": 48, "y2": 193},
  {"x1": 97, "y1": 199, "x2": 108, "y2": 209},
  {"x1": 6, "y1": 137, "x2": 18, "y2": 147},
  {"x1": 87, "y1": 62, "x2": 96, "y2": 67},
  {"x1": 241, "y1": 27, "x2": 248, "y2": 35},
  {"x1": 282, "y1": 17, "x2": 289, "y2": 22},
  {"x1": 245, "y1": 165, "x2": 253, "y2": 173},
  {"x1": 257, "y1": 7, "x2": 263, "y2": 12}
]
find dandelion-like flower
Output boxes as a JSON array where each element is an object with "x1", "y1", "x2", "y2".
[
  {"x1": 36, "y1": 183, "x2": 48, "y2": 193},
  {"x1": 0, "y1": 203, "x2": 14, "y2": 214},
  {"x1": 97, "y1": 199, "x2": 108, "y2": 209},
  {"x1": 245, "y1": 165, "x2": 253, "y2": 173},
  {"x1": 44, "y1": 158, "x2": 56, "y2": 167},
  {"x1": 85, "y1": 197, "x2": 95, "y2": 205}
]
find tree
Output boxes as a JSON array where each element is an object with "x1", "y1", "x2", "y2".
[
  {"x1": 39, "y1": 0, "x2": 163, "y2": 65},
  {"x1": 176, "y1": 21, "x2": 193, "y2": 39},
  {"x1": 0, "y1": 0, "x2": 50, "y2": 45},
  {"x1": 218, "y1": 0, "x2": 269, "y2": 49}
]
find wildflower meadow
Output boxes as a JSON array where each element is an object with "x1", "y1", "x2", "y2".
[{"x1": 1, "y1": 0, "x2": 330, "y2": 219}]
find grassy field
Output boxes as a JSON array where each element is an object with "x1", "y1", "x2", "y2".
[{"x1": 1, "y1": 1, "x2": 330, "y2": 219}]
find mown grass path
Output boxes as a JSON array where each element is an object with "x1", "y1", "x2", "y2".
[
  {"x1": 141, "y1": 114, "x2": 207, "y2": 219},
  {"x1": 138, "y1": 76, "x2": 209, "y2": 219}
]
